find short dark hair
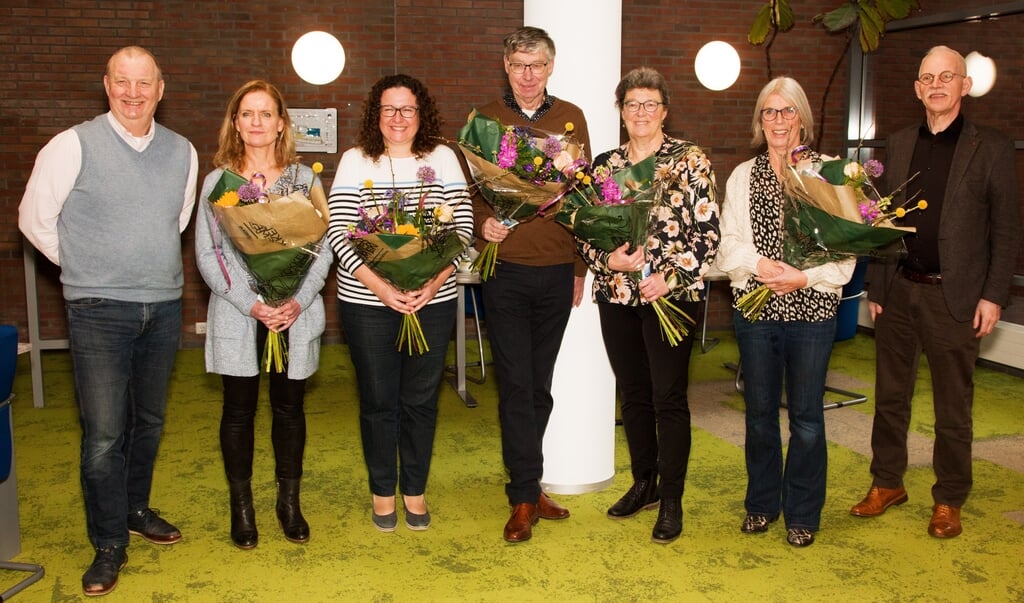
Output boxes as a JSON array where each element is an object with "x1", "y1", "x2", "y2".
[{"x1": 614, "y1": 67, "x2": 670, "y2": 108}]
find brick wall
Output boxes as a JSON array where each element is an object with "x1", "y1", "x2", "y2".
[{"x1": 2, "y1": 0, "x2": 1021, "y2": 347}]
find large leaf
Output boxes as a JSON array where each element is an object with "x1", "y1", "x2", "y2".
[
  {"x1": 877, "y1": 0, "x2": 918, "y2": 20},
  {"x1": 748, "y1": 4, "x2": 773, "y2": 45},
  {"x1": 748, "y1": 0, "x2": 794, "y2": 45},
  {"x1": 817, "y1": 3, "x2": 859, "y2": 31},
  {"x1": 858, "y1": 4, "x2": 884, "y2": 51}
]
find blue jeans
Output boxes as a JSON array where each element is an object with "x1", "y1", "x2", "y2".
[
  {"x1": 66, "y1": 298, "x2": 182, "y2": 548},
  {"x1": 338, "y1": 300, "x2": 456, "y2": 497},
  {"x1": 733, "y1": 312, "x2": 835, "y2": 531}
]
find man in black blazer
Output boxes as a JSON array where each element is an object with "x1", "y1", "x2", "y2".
[{"x1": 850, "y1": 45, "x2": 1020, "y2": 538}]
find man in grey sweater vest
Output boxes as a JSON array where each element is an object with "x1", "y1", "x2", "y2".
[{"x1": 19, "y1": 46, "x2": 198, "y2": 597}]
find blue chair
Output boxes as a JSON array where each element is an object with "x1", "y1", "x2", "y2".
[{"x1": 0, "y1": 324, "x2": 45, "y2": 600}]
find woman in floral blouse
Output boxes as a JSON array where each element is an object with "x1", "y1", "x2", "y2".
[{"x1": 579, "y1": 67, "x2": 719, "y2": 545}]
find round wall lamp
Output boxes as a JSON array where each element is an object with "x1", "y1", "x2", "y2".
[
  {"x1": 964, "y1": 51, "x2": 996, "y2": 97},
  {"x1": 694, "y1": 41, "x2": 741, "y2": 91},
  {"x1": 292, "y1": 31, "x2": 346, "y2": 85}
]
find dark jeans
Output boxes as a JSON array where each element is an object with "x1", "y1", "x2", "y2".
[
  {"x1": 66, "y1": 297, "x2": 181, "y2": 549},
  {"x1": 220, "y1": 324, "x2": 307, "y2": 483},
  {"x1": 734, "y1": 311, "x2": 835, "y2": 531},
  {"x1": 871, "y1": 276, "x2": 979, "y2": 506},
  {"x1": 599, "y1": 300, "x2": 700, "y2": 500},
  {"x1": 339, "y1": 300, "x2": 456, "y2": 497},
  {"x1": 482, "y1": 262, "x2": 574, "y2": 506}
]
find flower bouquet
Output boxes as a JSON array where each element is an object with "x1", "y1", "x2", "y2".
[
  {"x1": 456, "y1": 111, "x2": 584, "y2": 280},
  {"x1": 557, "y1": 151, "x2": 695, "y2": 347},
  {"x1": 345, "y1": 166, "x2": 469, "y2": 354},
  {"x1": 209, "y1": 163, "x2": 329, "y2": 371},
  {"x1": 735, "y1": 151, "x2": 924, "y2": 321}
]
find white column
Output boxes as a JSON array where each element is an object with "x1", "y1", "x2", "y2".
[{"x1": 524, "y1": 0, "x2": 622, "y2": 494}]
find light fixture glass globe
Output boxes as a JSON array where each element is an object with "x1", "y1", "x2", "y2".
[
  {"x1": 694, "y1": 41, "x2": 741, "y2": 91},
  {"x1": 291, "y1": 31, "x2": 346, "y2": 85},
  {"x1": 964, "y1": 51, "x2": 996, "y2": 97}
]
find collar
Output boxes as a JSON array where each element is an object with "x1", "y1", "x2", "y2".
[
  {"x1": 502, "y1": 91, "x2": 555, "y2": 123},
  {"x1": 105, "y1": 112, "x2": 156, "y2": 151},
  {"x1": 918, "y1": 112, "x2": 964, "y2": 142}
]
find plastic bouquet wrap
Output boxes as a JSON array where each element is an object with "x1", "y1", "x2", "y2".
[
  {"x1": 735, "y1": 150, "x2": 924, "y2": 321},
  {"x1": 345, "y1": 167, "x2": 469, "y2": 354},
  {"x1": 209, "y1": 164, "x2": 329, "y2": 371},
  {"x1": 456, "y1": 111, "x2": 584, "y2": 280},
  {"x1": 557, "y1": 149, "x2": 696, "y2": 347}
]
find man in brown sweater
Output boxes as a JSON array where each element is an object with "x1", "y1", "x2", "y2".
[{"x1": 470, "y1": 26, "x2": 591, "y2": 543}]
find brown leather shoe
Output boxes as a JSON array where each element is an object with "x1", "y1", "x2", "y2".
[
  {"x1": 503, "y1": 503, "x2": 539, "y2": 543},
  {"x1": 850, "y1": 485, "x2": 909, "y2": 517},
  {"x1": 928, "y1": 504, "x2": 962, "y2": 538},
  {"x1": 537, "y1": 492, "x2": 570, "y2": 520}
]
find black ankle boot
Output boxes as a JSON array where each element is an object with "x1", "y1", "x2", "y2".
[
  {"x1": 607, "y1": 472, "x2": 660, "y2": 518},
  {"x1": 651, "y1": 498, "x2": 682, "y2": 544},
  {"x1": 276, "y1": 478, "x2": 310, "y2": 543},
  {"x1": 229, "y1": 481, "x2": 258, "y2": 549}
]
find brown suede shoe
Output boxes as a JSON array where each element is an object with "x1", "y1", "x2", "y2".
[
  {"x1": 537, "y1": 492, "x2": 570, "y2": 520},
  {"x1": 850, "y1": 485, "x2": 909, "y2": 517},
  {"x1": 928, "y1": 504, "x2": 962, "y2": 538},
  {"x1": 503, "y1": 503, "x2": 539, "y2": 543}
]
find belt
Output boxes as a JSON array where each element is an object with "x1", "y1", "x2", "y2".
[{"x1": 900, "y1": 267, "x2": 942, "y2": 285}]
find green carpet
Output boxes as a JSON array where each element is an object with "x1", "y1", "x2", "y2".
[{"x1": 3, "y1": 331, "x2": 1023, "y2": 602}]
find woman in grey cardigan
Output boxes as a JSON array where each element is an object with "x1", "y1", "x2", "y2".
[{"x1": 195, "y1": 80, "x2": 332, "y2": 549}]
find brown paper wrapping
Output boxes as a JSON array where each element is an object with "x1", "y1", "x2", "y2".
[{"x1": 213, "y1": 184, "x2": 329, "y2": 255}]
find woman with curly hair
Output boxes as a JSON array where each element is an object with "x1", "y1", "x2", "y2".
[{"x1": 325, "y1": 74, "x2": 473, "y2": 532}]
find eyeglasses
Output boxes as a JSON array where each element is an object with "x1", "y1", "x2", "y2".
[
  {"x1": 760, "y1": 106, "x2": 798, "y2": 121},
  {"x1": 623, "y1": 100, "x2": 664, "y2": 113},
  {"x1": 507, "y1": 61, "x2": 549, "y2": 75},
  {"x1": 380, "y1": 105, "x2": 419, "y2": 118},
  {"x1": 917, "y1": 71, "x2": 966, "y2": 85}
]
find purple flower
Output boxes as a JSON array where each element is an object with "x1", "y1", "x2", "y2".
[
  {"x1": 542, "y1": 136, "x2": 563, "y2": 159},
  {"x1": 237, "y1": 182, "x2": 262, "y2": 203},
  {"x1": 863, "y1": 159, "x2": 884, "y2": 178},
  {"x1": 416, "y1": 166, "x2": 436, "y2": 184},
  {"x1": 497, "y1": 131, "x2": 518, "y2": 169},
  {"x1": 600, "y1": 177, "x2": 622, "y2": 203}
]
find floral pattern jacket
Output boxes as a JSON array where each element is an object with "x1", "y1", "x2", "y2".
[{"x1": 580, "y1": 136, "x2": 720, "y2": 305}]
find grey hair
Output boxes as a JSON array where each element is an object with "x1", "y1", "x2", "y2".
[
  {"x1": 614, "y1": 67, "x2": 670, "y2": 108},
  {"x1": 503, "y1": 26, "x2": 555, "y2": 60},
  {"x1": 750, "y1": 76, "x2": 814, "y2": 147}
]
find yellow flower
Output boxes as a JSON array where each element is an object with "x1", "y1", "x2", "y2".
[
  {"x1": 395, "y1": 223, "x2": 420, "y2": 236},
  {"x1": 564, "y1": 122, "x2": 574, "y2": 132},
  {"x1": 312, "y1": 162, "x2": 324, "y2": 175},
  {"x1": 582, "y1": 175, "x2": 592, "y2": 186},
  {"x1": 364, "y1": 179, "x2": 374, "y2": 189},
  {"x1": 917, "y1": 200, "x2": 928, "y2": 210},
  {"x1": 895, "y1": 207, "x2": 906, "y2": 218},
  {"x1": 433, "y1": 204, "x2": 455, "y2": 223},
  {"x1": 533, "y1": 156, "x2": 544, "y2": 166},
  {"x1": 215, "y1": 191, "x2": 240, "y2": 207}
]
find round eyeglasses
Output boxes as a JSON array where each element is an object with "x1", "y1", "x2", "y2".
[{"x1": 917, "y1": 71, "x2": 965, "y2": 85}]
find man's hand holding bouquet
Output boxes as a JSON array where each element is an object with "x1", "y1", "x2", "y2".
[{"x1": 456, "y1": 111, "x2": 584, "y2": 280}]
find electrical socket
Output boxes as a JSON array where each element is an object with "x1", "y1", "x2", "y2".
[{"x1": 195, "y1": 322, "x2": 207, "y2": 334}]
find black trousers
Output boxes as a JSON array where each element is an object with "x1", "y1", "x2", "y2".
[
  {"x1": 599, "y1": 300, "x2": 699, "y2": 500},
  {"x1": 482, "y1": 261, "x2": 574, "y2": 506},
  {"x1": 220, "y1": 325, "x2": 307, "y2": 483}
]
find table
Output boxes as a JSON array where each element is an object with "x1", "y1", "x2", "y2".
[{"x1": 445, "y1": 271, "x2": 485, "y2": 408}]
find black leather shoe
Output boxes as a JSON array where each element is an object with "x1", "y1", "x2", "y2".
[
  {"x1": 277, "y1": 478, "x2": 310, "y2": 543},
  {"x1": 127, "y1": 508, "x2": 181, "y2": 545},
  {"x1": 607, "y1": 472, "x2": 660, "y2": 519},
  {"x1": 229, "y1": 481, "x2": 258, "y2": 549},
  {"x1": 82, "y1": 545, "x2": 127, "y2": 597},
  {"x1": 651, "y1": 499, "x2": 682, "y2": 544}
]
